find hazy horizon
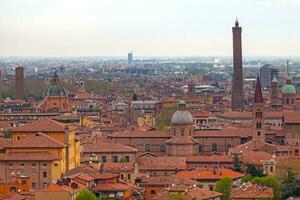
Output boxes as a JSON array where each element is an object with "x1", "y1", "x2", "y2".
[{"x1": 1, "y1": 0, "x2": 300, "y2": 57}]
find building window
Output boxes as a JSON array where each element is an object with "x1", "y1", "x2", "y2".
[
  {"x1": 17, "y1": 136, "x2": 20, "y2": 140},
  {"x1": 127, "y1": 174, "x2": 131, "y2": 180},
  {"x1": 121, "y1": 174, "x2": 124, "y2": 180},
  {"x1": 32, "y1": 163, "x2": 36, "y2": 167},
  {"x1": 256, "y1": 122, "x2": 262, "y2": 129},
  {"x1": 113, "y1": 156, "x2": 118, "y2": 163},
  {"x1": 198, "y1": 145, "x2": 203, "y2": 152},
  {"x1": 42, "y1": 163, "x2": 47, "y2": 167},
  {"x1": 257, "y1": 131, "x2": 261, "y2": 136},
  {"x1": 10, "y1": 187, "x2": 16, "y2": 193},
  {"x1": 8, "y1": 163, "x2": 13, "y2": 166},
  {"x1": 209, "y1": 185, "x2": 214, "y2": 191},
  {"x1": 227, "y1": 144, "x2": 232, "y2": 150},
  {"x1": 151, "y1": 190, "x2": 156, "y2": 195},
  {"x1": 212, "y1": 143, "x2": 217, "y2": 152},
  {"x1": 21, "y1": 180, "x2": 26, "y2": 186},
  {"x1": 54, "y1": 163, "x2": 58, "y2": 167},
  {"x1": 181, "y1": 129, "x2": 184, "y2": 136},
  {"x1": 43, "y1": 183, "x2": 48, "y2": 188},
  {"x1": 32, "y1": 182, "x2": 36, "y2": 189},
  {"x1": 43, "y1": 172, "x2": 47, "y2": 178},
  {"x1": 101, "y1": 156, "x2": 107, "y2": 163},
  {"x1": 125, "y1": 155, "x2": 130, "y2": 162},
  {"x1": 20, "y1": 163, "x2": 24, "y2": 167},
  {"x1": 270, "y1": 166, "x2": 274, "y2": 173},
  {"x1": 145, "y1": 144, "x2": 151, "y2": 152},
  {"x1": 159, "y1": 145, "x2": 166, "y2": 152}
]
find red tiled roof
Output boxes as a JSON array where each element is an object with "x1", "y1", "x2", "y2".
[
  {"x1": 194, "y1": 128, "x2": 252, "y2": 138},
  {"x1": 5, "y1": 132, "x2": 65, "y2": 148},
  {"x1": 92, "y1": 182, "x2": 132, "y2": 192},
  {"x1": 186, "y1": 155, "x2": 233, "y2": 163},
  {"x1": 175, "y1": 169, "x2": 244, "y2": 180},
  {"x1": 186, "y1": 188, "x2": 222, "y2": 200},
  {"x1": 109, "y1": 130, "x2": 171, "y2": 138},
  {"x1": 83, "y1": 142, "x2": 137, "y2": 153},
  {"x1": 0, "y1": 138, "x2": 11, "y2": 149},
  {"x1": 139, "y1": 156, "x2": 186, "y2": 171},
  {"x1": 12, "y1": 119, "x2": 76, "y2": 132},
  {"x1": 101, "y1": 162, "x2": 135, "y2": 172},
  {"x1": 38, "y1": 183, "x2": 87, "y2": 194},
  {"x1": 0, "y1": 152, "x2": 60, "y2": 161},
  {"x1": 231, "y1": 183, "x2": 273, "y2": 199},
  {"x1": 139, "y1": 176, "x2": 197, "y2": 186}
]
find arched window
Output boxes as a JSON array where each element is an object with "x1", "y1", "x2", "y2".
[{"x1": 212, "y1": 143, "x2": 217, "y2": 152}]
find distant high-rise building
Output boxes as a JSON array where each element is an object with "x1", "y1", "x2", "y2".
[
  {"x1": 231, "y1": 19, "x2": 244, "y2": 111},
  {"x1": 260, "y1": 64, "x2": 278, "y2": 88},
  {"x1": 15, "y1": 66, "x2": 24, "y2": 99},
  {"x1": 128, "y1": 52, "x2": 133, "y2": 66}
]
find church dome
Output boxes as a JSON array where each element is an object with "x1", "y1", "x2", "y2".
[
  {"x1": 282, "y1": 77, "x2": 296, "y2": 94},
  {"x1": 44, "y1": 73, "x2": 68, "y2": 98},
  {"x1": 171, "y1": 100, "x2": 193, "y2": 125}
]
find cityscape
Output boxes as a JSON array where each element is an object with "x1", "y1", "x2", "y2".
[{"x1": 0, "y1": 1, "x2": 300, "y2": 200}]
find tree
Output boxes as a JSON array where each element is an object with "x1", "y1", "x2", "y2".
[
  {"x1": 241, "y1": 175, "x2": 253, "y2": 183},
  {"x1": 167, "y1": 193, "x2": 190, "y2": 200},
  {"x1": 232, "y1": 154, "x2": 242, "y2": 172},
  {"x1": 245, "y1": 164, "x2": 265, "y2": 177},
  {"x1": 75, "y1": 189, "x2": 97, "y2": 200},
  {"x1": 155, "y1": 104, "x2": 177, "y2": 130},
  {"x1": 214, "y1": 176, "x2": 233, "y2": 200},
  {"x1": 281, "y1": 169, "x2": 300, "y2": 200},
  {"x1": 119, "y1": 156, "x2": 128, "y2": 163},
  {"x1": 252, "y1": 176, "x2": 280, "y2": 200}
]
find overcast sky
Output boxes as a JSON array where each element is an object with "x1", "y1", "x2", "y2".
[{"x1": 0, "y1": 0, "x2": 300, "y2": 57}]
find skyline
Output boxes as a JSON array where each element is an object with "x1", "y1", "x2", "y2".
[{"x1": 1, "y1": 0, "x2": 300, "y2": 57}]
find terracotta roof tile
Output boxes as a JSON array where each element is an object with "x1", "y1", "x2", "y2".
[
  {"x1": 83, "y1": 142, "x2": 137, "y2": 153},
  {"x1": 175, "y1": 169, "x2": 244, "y2": 180},
  {"x1": 12, "y1": 119, "x2": 76, "y2": 132},
  {"x1": 231, "y1": 183, "x2": 273, "y2": 199},
  {"x1": 109, "y1": 130, "x2": 172, "y2": 138},
  {"x1": 139, "y1": 156, "x2": 186, "y2": 171},
  {"x1": 139, "y1": 176, "x2": 197, "y2": 186},
  {"x1": 5, "y1": 132, "x2": 65, "y2": 148},
  {"x1": 92, "y1": 182, "x2": 132, "y2": 192},
  {"x1": 186, "y1": 155, "x2": 233, "y2": 163},
  {"x1": 0, "y1": 152, "x2": 60, "y2": 161}
]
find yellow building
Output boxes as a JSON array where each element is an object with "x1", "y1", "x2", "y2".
[
  {"x1": 137, "y1": 114, "x2": 154, "y2": 127},
  {"x1": 11, "y1": 119, "x2": 80, "y2": 171}
]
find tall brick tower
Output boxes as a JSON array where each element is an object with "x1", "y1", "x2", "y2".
[
  {"x1": 252, "y1": 75, "x2": 265, "y2": 142},
  {"x1": 15, "y1": 66, "x2": 24, "y2": 99},
  {"x1": 231, "y1": 19, "x2": 244, "y2": 111}
]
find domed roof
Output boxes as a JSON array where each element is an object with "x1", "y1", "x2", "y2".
[
  {"x1": 171, "y1": 110, "x2": 194, "y2": 125},
  {"x1": 44, "y1": 73, "x2": 68, "y2": 98},
  {"x1": 170, "y1": 100, "x2": 193, "y2": 125},
  {"x1": 282, "y1": 85, "x2": 296, "y2": 94},
  {"x1": 282, "y1": 77, "x2": 296, "y2": 94}
]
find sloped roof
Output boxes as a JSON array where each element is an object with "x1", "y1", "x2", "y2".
[
  {"x1": 83, "y1": 142, "x2": 137, "y2": 153},
  {"x1": 231, "y1": 183, "x2": 273, "y2": 199},
  {"x1": 0, "y1": 152, "x2": 60, "y2": 161},
  {"x1": 12, "y1": 119, "x2": 76, "y2": 132},
  {"x1": 176, "y1": 169, "x2": 244, "y2": 180},
  {"x1": 5, "y1": 132, "x2": 65, "y2": 148}
]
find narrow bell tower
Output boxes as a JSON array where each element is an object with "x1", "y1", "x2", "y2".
[{"x1": 252, "y1": 75, "x2": 265, "y2": 142}]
